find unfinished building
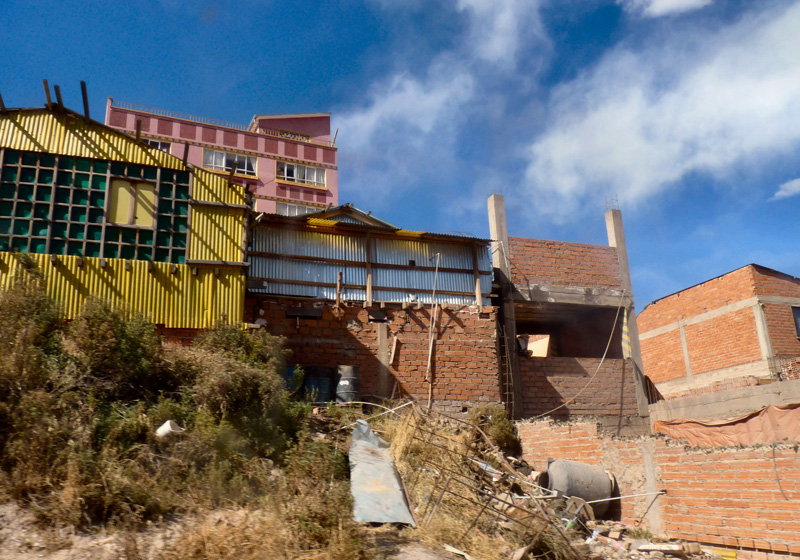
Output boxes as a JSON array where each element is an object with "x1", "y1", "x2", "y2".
[
  {"x1": 487, "y1": 194, "x2": 649, "y2": 429},
  {"x1": 244, "y1": 204, "x2": 502, "y2": 412}
]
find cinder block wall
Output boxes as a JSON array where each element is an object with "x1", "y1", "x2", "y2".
[
  {"x1": 518, "y1": 419, "x2": 800, "y2": 559},
  {"x1": 246, "y1": 297, "x2": 503, "y2": 411},
  {"x1": 518, "y1": 357, "x2": 639, "y2": 418}
]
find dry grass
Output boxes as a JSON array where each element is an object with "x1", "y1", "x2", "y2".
[{"x1": 388, "y1": 407, "x2": 581, "y2": 560}]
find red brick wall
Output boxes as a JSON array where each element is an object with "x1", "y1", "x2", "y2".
[
  {"x1": 764, "y1": 303, "x2": 800, "y2": 357},
  {"x1": 518, "y1": 356, "x2": 639, "y2": 418},
  {"x1": 684, "y1": 307, "x2": 762, "y2": 374},
  {"x1": 508, "y1": 238, "x2": 621, "y2": 289},
  {"x1": 638, "y1": 266, "x2": 756, "y2": 332},
  {"x1": 752, "y1": 267, "x2": 800, "y2": 298},
  {"x1": 659, "y1": 444, "x2": 800, "y2": 557},
  {"x1": 642, "y1": 329, "x2": 685, "y2": 384},
  {"x1": 517, "y1": 420, "x2": 800, "y2": 558},
  {"x1": 246, "y1": 297, "x2": 502, "y2": 411}
]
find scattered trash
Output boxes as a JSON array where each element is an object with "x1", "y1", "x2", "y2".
[
  {"x1": 155, "y1": 419, "x2": 184, "y2": 438},
  {"x1": 349, "y1": 419, "x2": 416, "y2": 525}
]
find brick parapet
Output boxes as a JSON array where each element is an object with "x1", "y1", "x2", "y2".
[
  {"x1": 517, "y1": 419, "x2": 800, "y2": 559},
  {"x1": 507, "y1": 237, "x2": 622, "y2": 289}
]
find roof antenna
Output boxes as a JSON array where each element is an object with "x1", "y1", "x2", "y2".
[
  {"x1": 80, "y1": 80, "x2": 90, "y2": 119},
  {"x1": 331, "y1": 128, "x2": 338, "y2": 146},
  {"x1": 42, "y1": 79, "x2": 52, "y2": 110},
  {"x1": 606, "y1": 194, "x2": 619, "y2": 211},
  {"x1": 54, "y1": 85, "x2": 64, "y2": 110}
]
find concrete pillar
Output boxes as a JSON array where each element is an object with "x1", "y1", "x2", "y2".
[
  {"x1": 488, "y1": 194, "x2": 510, "y2": 273},
  {"x1": 488, "y1": 194, "x2": 524, "y2": 418},
  {"x1": 605, "y1": 209, "x2": 650, "y2": 419}
]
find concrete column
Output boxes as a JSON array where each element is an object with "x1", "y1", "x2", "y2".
[
  {"x1": 488, "y1": 194, "x2": 510, "y2": 273},
  {"x1": 753, "y1": 300, "x2": 774, "y2": 362},
  {"x1": 488, "y1": 194, "x2": 524, "y2": 418},
  {"x1": 605, "y1": 209, "x2": 650, "y2": 419},
  {"x1": 678, "y1": 320, "x2": 692, "y2": 377}
]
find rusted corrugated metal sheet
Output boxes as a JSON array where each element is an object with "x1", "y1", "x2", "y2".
[{"x1": 0, "y1": 253, "x2": 243, "y2": 328}]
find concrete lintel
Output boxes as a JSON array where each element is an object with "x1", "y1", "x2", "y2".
[
  {"x1": 649, "y1": 377, "x2": 800, "y2": 423},
  {"x1": 513, "y1": 283, "x2": 632, "y2": 308},
  {"x1": 639, "y1": 296, "x2": 759, "y2": 340},
  {"x1": 655, "y1": 359, "x2": 772, "y2": 398}
]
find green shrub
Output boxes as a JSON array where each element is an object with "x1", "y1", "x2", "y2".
[
  {"x1": 69, "y1": 297, "x2": 170, "y2": 401},
  {"x1": 469, "y1": 403, "x2": 522, "y2": 457},
  {"x1": 0, "y1": 265, "x2": 65, "y2": 403}
]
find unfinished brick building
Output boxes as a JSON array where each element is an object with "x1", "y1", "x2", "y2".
[
  {"x1": 244, "y1": 204, "x2": 501, "y2": 412},
  {"x1": 639, "y1": 264, "x2": 800, "y2": 407},
  {"x1": 487, "y1": 195, "x2": 649, "y2": 428}
]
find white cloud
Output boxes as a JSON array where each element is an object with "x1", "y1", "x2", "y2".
[
  {"x1": 333, "y1": 62, "x2": 475, "y2": 201},
  {"x1": 619, "y1": 0, "x2": 713, "y2": 18},
  {"x1": 523, "y1": 3, "x2": 800, "y2": 221},
  {"x1": 455, "y1": 0, "x2": 547, "y2": 65},
  {"x1": 770, "y1": 178, "x2": 800, "y2": 201},
  {"x1": 333, "y1": 0, "x2": 549, "y2": 207}
]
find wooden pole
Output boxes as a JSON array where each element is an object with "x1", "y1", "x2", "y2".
[{"x1": 80, "y1": 81, "x2": 90, "y2": 119}]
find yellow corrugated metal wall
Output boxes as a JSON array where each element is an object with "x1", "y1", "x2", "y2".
[
  {"x1": 0, "y1": 110, "x2": 247, "y2": 328},
  {"x1": 0, "y1": 253, "x2": 244, "y2": 328}
]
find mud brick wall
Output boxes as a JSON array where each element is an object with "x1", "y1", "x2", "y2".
[
  {"x1": 246, "y1": 297, "x2": 502, "y2": 411},
  {"x1": 518, "y1": 356, "x2": 639, "y2": 418},
  {"x1": 507, "y1": 237, "x2": 621, "y2": 288},
  {"x1": 517, "y1": 419, "x2": 800, "y2": 559}
]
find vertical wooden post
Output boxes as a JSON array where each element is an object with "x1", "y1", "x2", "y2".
[
  {"x1": 471, "y1": 243, "x2": 483, "y2": 311},
  {"x1": 365, "y1": 232, "x2": 373, "y2": 307}
]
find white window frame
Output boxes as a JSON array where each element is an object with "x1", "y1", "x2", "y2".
[
  {"x1": 276, "y1": 202, "x2": 317, "y2": 217},
  {"x1": 276, "y1": 161, "x2": 325, "y2": 187},
  {"x1": 143, "y1": 139, "x2": 171, "y2": 153},
  {"x1": 202, "y1": 149, "x2": 257, "y2": 177}
]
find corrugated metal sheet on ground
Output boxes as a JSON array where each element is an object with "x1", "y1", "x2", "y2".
[
  {"x1": 0, "y1": 253, "x2": 242, "y2": 328},
  {"x1": 349, "y1": 420, "x2": 416, "y2": 526}
]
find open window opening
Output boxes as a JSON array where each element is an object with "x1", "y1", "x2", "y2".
[{"x1": 515, "y1": 304, "x2": 623, "y2": 359}]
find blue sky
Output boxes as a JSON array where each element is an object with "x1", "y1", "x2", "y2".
[{"x1": 2, "y1": 0, "x2": 799, "y2": 309}]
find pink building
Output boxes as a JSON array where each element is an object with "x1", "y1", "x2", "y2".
[{"x1": 104, "y1": 99, "x2": 338, "y2": 215}]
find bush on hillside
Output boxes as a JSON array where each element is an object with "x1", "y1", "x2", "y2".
[{"x1": 0, "y1": 279, "x2": 308, "y2": 528}]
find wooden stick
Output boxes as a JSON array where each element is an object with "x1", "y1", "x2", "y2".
[
  {"x1": 42, "y1": 79, "x2": 52, "y2": 109},
  {"x1": 80, "y1": 80, "x2": 90, "y2": 119}
]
